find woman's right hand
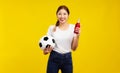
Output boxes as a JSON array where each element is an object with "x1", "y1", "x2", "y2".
[{"x1": 43, "y1": 45, "x2": 53, "y2": 55}]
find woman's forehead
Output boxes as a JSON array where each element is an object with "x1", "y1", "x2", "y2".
[{"x1": 57, "y1": 9, "x2": 68, "y2": 13}]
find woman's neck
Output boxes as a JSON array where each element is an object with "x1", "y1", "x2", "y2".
[
  {"x1": 59, "y1": 22, "x2": 68, "y2": 27},
  {"x1": 58, "y1": 22, "x2": 69, "y2": 30}
]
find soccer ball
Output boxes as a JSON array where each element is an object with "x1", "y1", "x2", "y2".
[{"x1": 39, "y1": 35, "x2": 55, "y2": 50}]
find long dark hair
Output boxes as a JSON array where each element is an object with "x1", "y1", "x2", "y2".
[{"x1": 53, "y1": 5, "x2": 70, "y2": 32}]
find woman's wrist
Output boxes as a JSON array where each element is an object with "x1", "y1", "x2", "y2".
[{"x1": 74, "y1": 33, "x2": 79, "y2": 38}]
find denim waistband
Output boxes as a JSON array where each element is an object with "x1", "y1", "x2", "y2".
[{"x1": 51, "y1": 50, "x2": 71, "y2": 57}]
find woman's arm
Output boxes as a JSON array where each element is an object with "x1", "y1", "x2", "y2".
[
  {"x1": 71, "y1": 34, "x2": 79, "y2": 51},
  {"x1": 71, "y1": 27, "x2": 80, "y2": 51}
]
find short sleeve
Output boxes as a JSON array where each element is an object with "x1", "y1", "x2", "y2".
[{"x1": 47, "y1": 25, "x2": 54, "y2": 36}]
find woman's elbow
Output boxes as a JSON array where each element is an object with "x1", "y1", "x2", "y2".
[{"x1": 71, "y1": 46, "x2": 78, "y2": 51}]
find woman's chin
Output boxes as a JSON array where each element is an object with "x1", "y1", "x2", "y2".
[{"x1": 59, "y1": 21, "x2": 66, "y2": 24}]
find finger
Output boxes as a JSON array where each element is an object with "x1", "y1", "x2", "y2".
[
  {"x1": 46, "y1": 44, "x2": 50, "y2": 48},
  {"x1": 44, "y1": 48, "x2": 48, "y2": 51},
  {"x1": 49, "y1": 45, "x2": 52, "y2": 50},
  {"x1": 48, "y1": 46, "x2": 53, "y2": 52},
  {"x1": 76, "y1": 27, "x2": 80, "y2": 31},
  {"x1": 44, "y1": 48, "x2": 49, "y2": 53}
]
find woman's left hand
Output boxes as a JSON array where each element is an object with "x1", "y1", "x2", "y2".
[{"x1": 74, "y1": 27, "x2": 80, "y2": 37}]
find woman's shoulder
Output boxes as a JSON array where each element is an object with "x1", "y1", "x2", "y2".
[
  {"x1": 48, "y1": 25, "x2": 55, "y2": 29},
  {"x1": 69, "y1": 24, "x2": 75, "y2": 26},
  {"x1": 69, "y1": 24, "x2": 75, "y2": 28}
]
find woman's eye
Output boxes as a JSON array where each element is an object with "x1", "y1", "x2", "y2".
[
  {"x1": 64, "y1": 13, "x2": 67, "y2": 15},
  {"x1": 58, "y1": 13, "x2": 61, "y2": 15}
]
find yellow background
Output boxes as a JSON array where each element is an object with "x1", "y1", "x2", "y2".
[{"x1": 0, "y1": 0, "x2": 120, "y2": 73}]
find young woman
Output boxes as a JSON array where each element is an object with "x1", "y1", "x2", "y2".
[{"x1": 44, "y1": 5, "x2": 80, "y2": 73}]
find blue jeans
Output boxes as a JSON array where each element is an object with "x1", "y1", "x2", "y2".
[{"x1": 47, "y1": 51, "x2": 73, "y2": 73}]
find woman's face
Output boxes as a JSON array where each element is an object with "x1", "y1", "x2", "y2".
[{"x1": 57, "y1": 9, "x2": 69, "y2": 24}]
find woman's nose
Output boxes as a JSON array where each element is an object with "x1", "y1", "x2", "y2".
[{"x1": 60, "y1": 14, "x2": 64, "y2": 18}]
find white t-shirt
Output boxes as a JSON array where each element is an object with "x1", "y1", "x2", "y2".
[{"x1": 47, "y1": 24, "x2": 75, "y2": 54}]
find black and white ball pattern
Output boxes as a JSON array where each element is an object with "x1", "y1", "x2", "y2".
[{"x1": 39, "y1": 35, "x2": 55, "y2": 50}]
